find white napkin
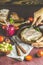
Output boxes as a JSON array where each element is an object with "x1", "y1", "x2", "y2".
[{"x1": 7, "y1": 43, "x2": 33, "y2": 61}]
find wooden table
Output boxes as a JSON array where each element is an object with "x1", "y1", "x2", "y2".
[{"x1": 0, "y1": 48, "x2": 43, "y2": 65}]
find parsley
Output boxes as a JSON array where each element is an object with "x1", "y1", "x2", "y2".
[
  {"x1": 35, "y1": 27, "x2": 40, "y2": 31},
  {"x1": 10, "y1": 18, "x2": 14, "y2": 24}
]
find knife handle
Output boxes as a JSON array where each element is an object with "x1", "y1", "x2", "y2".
[
  {"x1": 16, "y1": 45, "x2": 21, "y2": 56},
  {"x1": 18, "y1": 44, "x2": 26, "y2": 54}
]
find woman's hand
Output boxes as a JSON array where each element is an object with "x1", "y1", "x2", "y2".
[{"x1": 32, "y1": 8, "x2": 43, "y2": 26}]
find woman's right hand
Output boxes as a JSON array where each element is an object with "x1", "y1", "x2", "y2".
[{"x1": 32, "y1": 8, "x2": 43, "y2": 26}]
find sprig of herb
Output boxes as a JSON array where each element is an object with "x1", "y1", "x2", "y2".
[
  {"x1": 10, "y1": 18, "x2": 14, "y2": 24},
  {"x1": 35, "y1": 27, "x2": 40, "y2": 31}
]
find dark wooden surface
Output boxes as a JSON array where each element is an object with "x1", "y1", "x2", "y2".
[{"x1": 0, "y1": 48, "x2": 43, "y2": 65}]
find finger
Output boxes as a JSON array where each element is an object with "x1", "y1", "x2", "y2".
[
  {"x1": 40, "y1": 22, "x2": 43, "y2": 25},
  {"x1": 32, "y1": 13, "x2": 39, "y2": 25},
  {"x1": 32, "y1": 18, "x2": 37, "y2": 25},
  {"x1": 36, "y1": 17, "x2": 42, "y2": 26}
]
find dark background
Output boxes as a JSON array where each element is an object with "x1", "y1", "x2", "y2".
[
  {"x1": 0, "y1": 0, "x2": 43, "y2": 5},
  {"x1": 0, "y1": 0, "x2": 43, "y2": 19},
  {"x1": 0, "y1": 4, "x2": 43, "y2": 19}
]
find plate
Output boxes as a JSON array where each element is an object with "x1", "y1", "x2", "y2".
[
  {"x1": 7, "y1": 42, "x2": 33, "y2": 61},
  {"x1": 16, "y1": 23, "x2": 43, "y2": 46}
]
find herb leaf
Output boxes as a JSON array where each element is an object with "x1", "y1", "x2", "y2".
[
  {"x1": 10, "y1": 18, "x2": 14, "y2": 24},
  {"x1": 35, "y1": 27, "x2": 40, "y2": 31}
]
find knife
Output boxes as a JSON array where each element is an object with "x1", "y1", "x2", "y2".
[
  {"x1": 11, "y1": 36, "x2": 26, "y2": 54},
  {"x1": 11, "y1": 37, "x2": 21, "y2": 56}
]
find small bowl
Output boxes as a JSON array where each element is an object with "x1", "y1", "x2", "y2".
[{"x1": 0, "y1": 50, "x2": 11, "y2": 56}]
